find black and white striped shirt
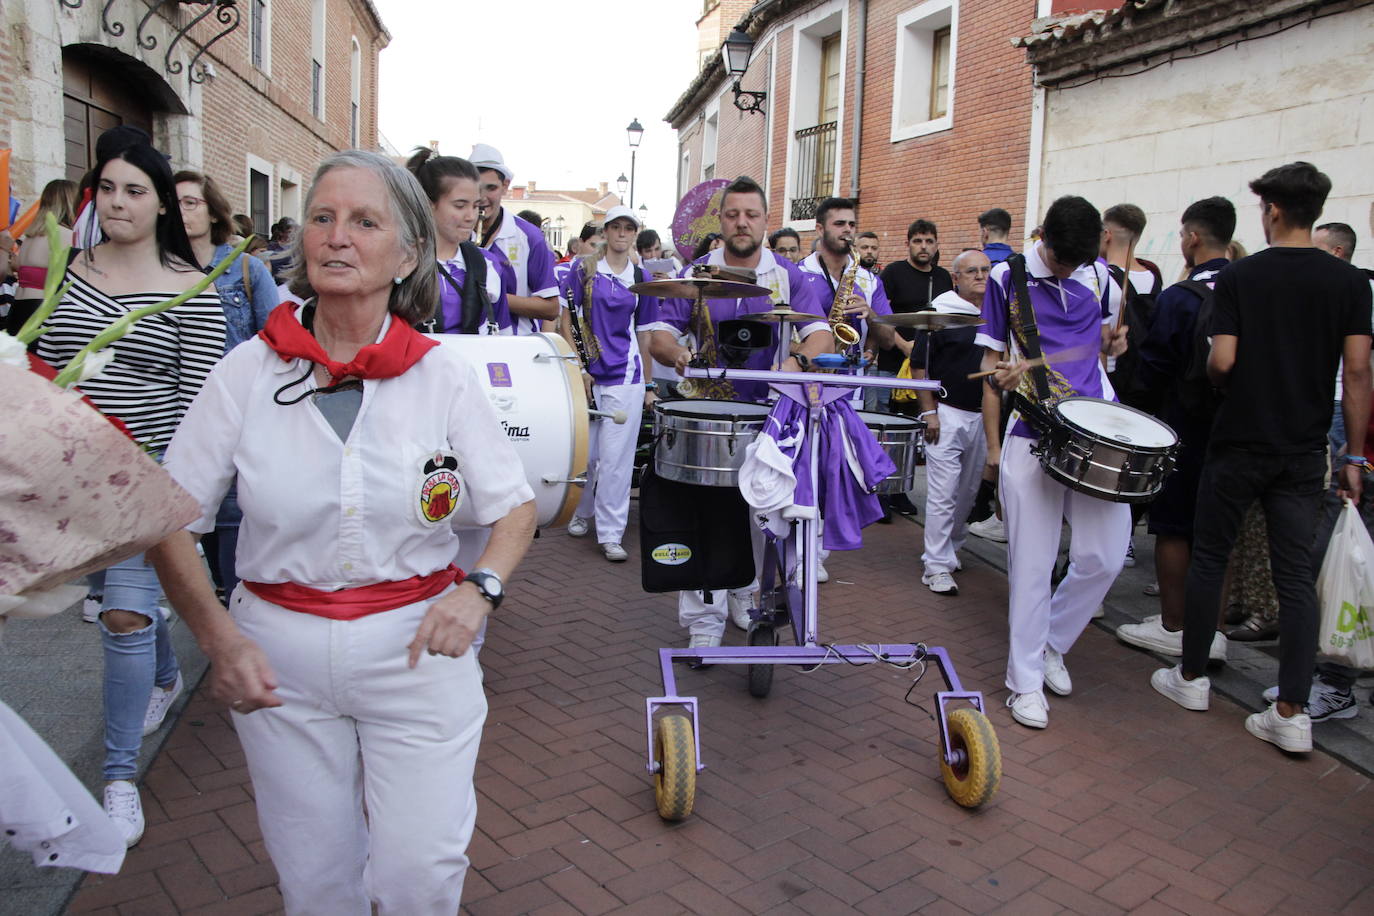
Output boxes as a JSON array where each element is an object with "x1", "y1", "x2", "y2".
[{"x1": 35, "y1": 271, "x2": 227, "y2": 453}]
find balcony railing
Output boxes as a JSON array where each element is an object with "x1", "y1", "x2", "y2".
[{"x1": 790, "y1": 120, "x2": 837, "y2": 221}]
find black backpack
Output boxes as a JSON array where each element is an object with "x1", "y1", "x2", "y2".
[
  {"x1": 1106, "y1": 263, "x2": 1162, "y2": 413},
  {"x1": 1172, "y1": 278, "x2": 1219, "y2": 417},
  {"x1": 422, "y1": 241, "x2": 494, "y2": 333}
]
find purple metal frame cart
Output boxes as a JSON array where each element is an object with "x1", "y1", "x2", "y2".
[{"x1": 645, "y1": 366, "x2": 1002, "y2": 820}]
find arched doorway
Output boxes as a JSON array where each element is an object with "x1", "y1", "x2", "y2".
[{"x1": 61, "y1": 44, "x2": 185, "y2": 181}]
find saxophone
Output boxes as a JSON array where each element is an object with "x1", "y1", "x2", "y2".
[{"x1": 828, "y1": 256, "x2": 862, "y2": 351}]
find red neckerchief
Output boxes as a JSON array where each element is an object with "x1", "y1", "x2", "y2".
[{"x1": 258, "y1": 302, "x2": 438, "y2": 385}]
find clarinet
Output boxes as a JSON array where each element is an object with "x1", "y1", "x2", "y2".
[{"x1": 566, "y1": 279, "x2": 601, "y2": 415}]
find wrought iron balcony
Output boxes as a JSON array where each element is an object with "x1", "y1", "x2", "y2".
[
  {"x1": 57, "y1": 1, "x2": 242, "y2": 84},
  {"x1": 789, "y1": 120, "x2": 837, "y2": 222}
]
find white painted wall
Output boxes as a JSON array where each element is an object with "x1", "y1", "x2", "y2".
[{"x1": 1037, "y1": 8, "x2": 1374, "y2": 280}]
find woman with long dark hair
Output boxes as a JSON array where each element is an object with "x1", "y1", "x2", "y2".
[{"x1": 34, "y1": 135, "x2": 227, "y2": 846}]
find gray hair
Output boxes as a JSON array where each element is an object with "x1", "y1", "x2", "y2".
[{"x1": 286, "y1": 149, "x2": 438, "y2": 326}]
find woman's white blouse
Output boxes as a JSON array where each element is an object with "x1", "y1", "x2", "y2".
[{"x1": 164, "y1": 318, "x2": 534, "y2": 589}]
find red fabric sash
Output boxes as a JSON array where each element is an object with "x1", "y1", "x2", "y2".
[
  {"x1": 257, "y1": 302, "x2": 438, "y2": 386},
  {"x1": 244, "y1": 565, "x2": 464, "y2": 621}
]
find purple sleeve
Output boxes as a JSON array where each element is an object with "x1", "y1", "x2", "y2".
[
  {"x1": 869, "y1": 274, "x2": 891, "y2": 315},
  {"x1": 979, "y1": 264, "x2": 1010, "y2": 348},
  {"x1": 519, "y1": 220, "x2": 558, "y2": 298},
  {"x1": 635, "y1": 293, "x2": 662, "y2": 329},
  {"x1": 788, "y1": 264, "x2": 827, "y2": 317}
]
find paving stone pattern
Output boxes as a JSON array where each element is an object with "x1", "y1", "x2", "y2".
[{"x1": 66, "y1": 515, "x2": 1374, "y2": 914}]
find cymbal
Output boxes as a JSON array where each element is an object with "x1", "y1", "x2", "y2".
[
  {"x1": 742, "y1": 307, "x2": 813, "y2": 323},
  {"x1": 629, "y1": 277, "x2": 771, "y2": 299},
  {"x1": 872, "y1": 311, "x2": 983, "y2": 331}
]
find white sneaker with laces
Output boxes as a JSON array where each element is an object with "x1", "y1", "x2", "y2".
[
  {"x1": 104, "y1": 780, "x2": 145, "y2": 847},
  {"x1": 1262, "y1": 681, "x2": 1358, "y2": 722},
  {"x1": 567, "y1": 517, "x2": 590, "y2": 537},
  {"x1": 1117, "y1": 615, "x2": 1183, "y2": 655},
  {"x1": 142, "y1": 672, "x2": 184, "y2": 736},
  {"x1": 1043, "y1": 647, "x2": 1072, "y2": 696},
  {"x1": 967, "y1": 517, "x2": 1007, "y2": 543},
  {"x1": 82, "y1": 593, "x2": 102, "y2": 624},
  {"x1": 1246, "y1": 704, "x2": 1312, "y2": 752},
  {"x1": 727, "y1": 591, "x2": 755, "y2": 630},
  {"x1": 1150, "y1": 665, "x2": 1210, "y2": 711},
  {"x1": 923, "y1": 571, "x2": 958, "y2": 596},
  {"x1": 600, "y1": 542, "x2": 628, "y2": 562},
  {"x1": 1007, "y1": 690, "x2": 1048, "y2": 728}
]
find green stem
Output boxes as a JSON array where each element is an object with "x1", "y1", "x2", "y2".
[{"x1": 52, "y1": 235, "x2": 255, "y2": 388}]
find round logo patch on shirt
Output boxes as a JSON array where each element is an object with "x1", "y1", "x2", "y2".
[{"x1": 416, "y1": 451, "x2": 463, "y2": 526}]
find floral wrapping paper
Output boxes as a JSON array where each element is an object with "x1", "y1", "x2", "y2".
[{"x1": 0, "y1": 364, "x2": 200, "y2": 596}]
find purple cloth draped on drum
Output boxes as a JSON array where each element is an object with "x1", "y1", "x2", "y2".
[{"x1": 752, "y1": 390, "x2": 895, "y2": 550}]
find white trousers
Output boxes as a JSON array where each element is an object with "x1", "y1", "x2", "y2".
[
  {"x1": 229, "y1": 587, "x2": 486, "y2": 916},
  {"x1": 921, "y1": 404, "x2": 987, "y2": 575},
  {"x1": 678, "y1": 521, "x2": 766, "y2": 637},
  {"x1": 1000, "y1": 436, "x2": 1131, "y2": 694},
  {"x1": 578, "y1": 381, "x2": 645, "y2": 544}
]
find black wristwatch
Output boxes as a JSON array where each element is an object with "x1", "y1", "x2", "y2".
[{"x1": 464, "y1": 568, "x2": 504, "y2": 610}]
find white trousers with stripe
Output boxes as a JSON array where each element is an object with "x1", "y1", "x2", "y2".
[
  {"x1": 920, "y1": 404, "x2": 987, "y2": 575},
  {"x1": 577, "y1": 381, "x2": 646, "y2": 545}
]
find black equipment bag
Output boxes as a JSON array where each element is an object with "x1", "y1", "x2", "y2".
[{"x1": 638, "y1": 454, "x2": 756, "y2": 593}]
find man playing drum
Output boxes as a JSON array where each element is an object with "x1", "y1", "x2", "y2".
[
  {"x1": 977, "y1": 196, "x2": 1127, "y2": 730},
  {"x1": 645, "y1": 175, "x2": 833, "y2": 651}
]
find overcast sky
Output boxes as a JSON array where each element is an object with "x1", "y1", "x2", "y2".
[{"x1": 371, "y1": 0, "x2": 705, "y2": 238}]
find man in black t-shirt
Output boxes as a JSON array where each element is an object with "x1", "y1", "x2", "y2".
[{"x1": 1151, "y1": 162, "x2": 1373, "y2": 755}]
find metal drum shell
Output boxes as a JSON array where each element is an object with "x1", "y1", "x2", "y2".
[
  {"x1": 653, "y1": 400, "x2": 770, "y2": 487},
  {"x1": 856, "y1": 410, "x2": 925, "y2": 494},
  {"x1": 1036, "y1": 397, "x2": 1179, "y2": 504}
]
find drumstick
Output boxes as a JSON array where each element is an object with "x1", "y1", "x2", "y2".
[
  {"x1": 966, "y1": 343, "x2": 1098, "y2": 380},
  {"x1": 1112, "y1": 236, "x2": 1136, "y2": 335}
]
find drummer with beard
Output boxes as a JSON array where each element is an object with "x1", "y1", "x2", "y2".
[
  {"x1": 977, "y1": 196, "x2": 1127, "y2": 731},
  {"x1": 645, "y1": 175, "x2": 833, "y2": 652}
]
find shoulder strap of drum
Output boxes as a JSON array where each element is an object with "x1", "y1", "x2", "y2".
[
  {"x1": 458, "y1": 240, "x2": 496, "y2": 333},
  {"x1": 1008, "y1": 253, "x2": 1053, "y2": 403}
]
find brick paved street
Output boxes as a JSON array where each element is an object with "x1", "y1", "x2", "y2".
[{"x1": 64, "y1": 512, "x2": 1374, "y2": 914}]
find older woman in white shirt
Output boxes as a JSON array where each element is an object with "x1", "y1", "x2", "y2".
[{"x1": 149, "y1": 150, "x2": 536, "y2": 915}]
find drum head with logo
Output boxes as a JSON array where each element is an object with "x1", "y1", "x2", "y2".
[{"x1": 1055, "y1": 397, "x2": 1176, "y2": 449}]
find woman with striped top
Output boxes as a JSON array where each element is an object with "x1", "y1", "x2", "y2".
[{"x1": 34, "y1": 136, "x2": 226, "y2": 847}]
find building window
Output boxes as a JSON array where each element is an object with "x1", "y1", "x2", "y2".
[
  {"x1": 350, "y1": 37, "x2": 361, "y2": 147},
  {"x1": 311, "y1": 0, "x2": 326, "y2": 119},
  {"x1": 280, "y1": 178, "x2": 300, "y2": 223},
  {"x1": 250, "y1": 0, "x2": 268, "y2": 71},
  {"x1": 702, "y1": 111, "x2": 717, "y2": 182},
  {"x1": 891, "y1": 0, "x2": 957, "y2": 142},
  {"x1": 679, "y1": 149, "x2": 691, "y2": 197},
  {"x1": 785, "y1": 2, "x2": 844, "y2": 224},
  {"x1": 250, "y1": 169, "x2": 270, "y2": 236},
  {"x1": 819, "y1": 33, "x2": 841, "y2": 125}
]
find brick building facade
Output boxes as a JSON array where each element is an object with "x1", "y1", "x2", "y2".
[
  {"x1": 667, "y1": 0, "x2": 1049, "y2": 266},
  {"x1": 0, "y1": 0, "x2": 387, "y2": 234}
]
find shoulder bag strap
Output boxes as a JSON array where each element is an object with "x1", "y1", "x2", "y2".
[{"x1": 1008, "y1": 253, "x2": 1053, "y2": 402}]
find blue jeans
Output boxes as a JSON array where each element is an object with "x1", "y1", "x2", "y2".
[{"x1": 90, "y1": 552, "x2": 179, "y2": 780}]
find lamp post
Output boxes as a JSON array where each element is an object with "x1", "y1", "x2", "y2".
[
  {"x1": 724, "y1": 28, "x2": 766, "y2": 115},
  {"x1": 626, "y1": 118, "x2": 644, "y2": 207},
  {"x1": 638, "y1": 203, "x2": 649, "y2": 231},
  {"x1": 616, "y1": 173, "x2": 629, "y2": 203}
]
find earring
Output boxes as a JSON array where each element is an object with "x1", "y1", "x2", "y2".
[{"x1": 393, "y1": 276, "x2": 403, "y2": 285}]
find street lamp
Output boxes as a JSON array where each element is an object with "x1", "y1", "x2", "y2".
[
  {"x1": 638, "y1": 203, "x2": 649, "y2": 228},
  {"x1": 626, "y1": 118, "x2": 644, "y2": 207},
  {"x1": 616, "y1": 173, "x2": 629, "y2": 202},
  {"x1": 724, "y1": 28, "x2": 766, "y2": 115}
]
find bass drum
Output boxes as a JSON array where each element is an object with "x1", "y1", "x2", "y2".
[{"x1": 428, "y1": 333, "x2": 589, "y2": 527}]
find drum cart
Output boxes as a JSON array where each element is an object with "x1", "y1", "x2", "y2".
[{"x1": 643, "y1": 367, "x2": 1002, "y2": 820}]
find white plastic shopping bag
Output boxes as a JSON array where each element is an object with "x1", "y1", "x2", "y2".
[{"x1": 1316, "y1": 500, "x2": 1374, "y2": 669}]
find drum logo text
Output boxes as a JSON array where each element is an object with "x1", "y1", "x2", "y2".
[
  {"x1": 501, "y1": 421, "x2": 530, "y2": 441},
  {"x1": 651, "y1": 544, "x2": 692, "y2": 565}
]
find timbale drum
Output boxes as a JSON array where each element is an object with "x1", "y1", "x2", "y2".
[
  {"x1": 653, "y1": 399, "x2": 770, "y2": 487},
  {"x1": 856, "y1": 410, "x2": 924, "y2": 495}
]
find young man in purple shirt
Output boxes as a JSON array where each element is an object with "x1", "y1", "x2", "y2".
[{"x1": 978, "y1": 196, "x2": 1127, "y2": 730}]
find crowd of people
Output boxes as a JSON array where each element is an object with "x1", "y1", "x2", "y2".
[{"x1": 2, "y1": 122, "x2": 1372, "y2": 914}]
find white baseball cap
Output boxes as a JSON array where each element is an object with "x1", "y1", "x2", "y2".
[
  {"x1": 468, "y1": 143, "x2": 513, "y2": 183},
  {"x1": 602, "y1": 204, "x2": 640, "y2": 229}
]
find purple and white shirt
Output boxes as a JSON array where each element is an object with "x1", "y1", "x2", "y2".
[
  {"x1": 483, "y1": 208, "x2": 558, "y2": 335},
  {"x1": 798, "y1": 251, "x2": 892, "y2": 350},
  {"x1": 436, "y1": 245, "x2": 517, "y2": 335},
  {"x1": 976, "y1": 241, "x2": 1120, "y2": 439},
  {"x1": 560, "y1": 258, "x2": 660, "y2": 386},
  {"x1": 642, "y1": 246, "x2": 829, "y2": 403}
]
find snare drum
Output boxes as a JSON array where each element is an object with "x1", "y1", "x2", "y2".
[
  {"x1": 653, "y1": 399, "x2": 769, "y2": 487},
  {"x1": 1035, "y1": 397, "x2": 1178, "y2": 503},
  {"x1": 857, "y1": 410, "x2": 924, "y2": 494},
  {"x1": 428, "y1": 333, "x2": 589, "y2": 527}
]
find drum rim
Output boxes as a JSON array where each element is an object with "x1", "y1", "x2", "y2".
[
  {"x1": 1051, "y1": 396, "x2": 1178, "y2": 451},
  {"x1": 654, "y1": 398, "x2": 771, "y2": 421},
  {"x1": 857, "y1": 409, "x2": 923, "y2": 430}
]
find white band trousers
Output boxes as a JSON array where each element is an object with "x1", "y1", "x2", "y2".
[{"x1": 921, "y1": 404, "x2": 988, "y2": 575}]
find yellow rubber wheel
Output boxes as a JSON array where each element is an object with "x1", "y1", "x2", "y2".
[
  {"x1": 654, "y1": 714, "x2": 697, "y2": 821},
  {"x1": 940, "y1": 707, "x2": 1001, "y2": 808}
]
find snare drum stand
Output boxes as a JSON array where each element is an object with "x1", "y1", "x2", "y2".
[{"x1": 643, "y1": 367, "x2": 1003, "y2": 820}]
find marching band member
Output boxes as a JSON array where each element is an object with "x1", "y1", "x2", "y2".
[
  {"x1": 645, "y1": 175, "x2": 832, "y2": 651},
  {"x1": 562, "y1": 205, "x2": 659, "y2": 562},
  {"x1": 406, "y1": 148, "x2": 516, "y2": 335},
  {"x1": 977, "y1": 196, "x2": 1126, "y2": 730},
  {"x1": 468, "y1": 143, "x2": 560, "y2": 334}
]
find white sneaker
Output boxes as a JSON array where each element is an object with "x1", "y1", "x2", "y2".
[
  {"x1": 815, "y1": 560, "x2": 829, "y2": 583},
  {"x1": 1117, "y1": 615, "x2": 1183, "y2": 656},
  {"x1": 567, "y1": 517, "x2": 590, "y2": 537},
  {"x1": 727, "y1": 591, "x2": 755, "y2": 630},
  {"x1": 82, "y1": 593, "x2": 102, "y2": 623},
  {"x1": 1007, "y1": 690, "x2": 1048, "y2": 728},
  {"x1": 1043, "y1": 648, "x2": 1072, "y2": 696},
  {"x1": 142, "y1": 672, "x2": 184, "y2": 736},
  {"x1": 1150, "y1": 665, "x2": 1210, "y2": 711},
  {"x1": 1123, "y1": 540, "x2": 1136, "y2": 567},
  {"x1": 923, "y1": 571, "x2": 958, "y2": 596},
  {"x1": 600, "y1": 542, "x2": 628, "y2": 562},
  {"x1": 1209, "y1": 630, "x2": 1227, "y2": 662},
  {"x1": 1092, "y1": 603, "x2": 1105, "y2": 619},
  {"x1": 1246, "y1": 704, "x2": 1313, "y2": 752},
  {"x1": 1262, "y1": 681, "x2": 1358, "y2": 722},
  {"x1": 967, "y1": 517, "x2": 1007, "y2": 543},
  {"x1": 104, "y1": 780, "x2": 144, "y2": 847}
]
